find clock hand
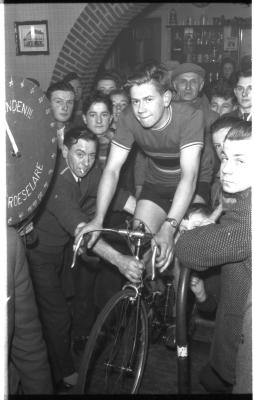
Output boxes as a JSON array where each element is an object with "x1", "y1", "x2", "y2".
[{"x1": 5, "y1": 120, "x2": 21, "y2": 157}]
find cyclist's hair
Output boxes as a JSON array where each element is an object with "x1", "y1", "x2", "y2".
[
  {"x1": 210, "y1": 115, "x2": 241, "y2": 136},
  {"x1": 82, "y1": 90, "x2": 113, "y2": 115},
  {"x1": 183, "y1": 203, "x2": 213, "y2": 220},
  {"x1": 63, "y1": 126, "x2": 98, "y2": 150},
  {"x1": 46, "y1": 81, "x2": 74, "y2": 101},
  {"x1": 225, "y1": 120, "x2": 252, "y2": 142},
  {"x1": 210, "y1": 80, "x2": 237, "y2": 104},
  {"x1": 124, "y1": 63, "x2": 171, "y2": 95}
]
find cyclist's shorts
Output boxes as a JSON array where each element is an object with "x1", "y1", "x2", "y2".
[{"x1": 139, "y1": 181, "x2": 175, "y2": 214}]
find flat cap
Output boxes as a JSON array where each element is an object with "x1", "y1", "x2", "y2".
[{"x1": 171, "y1": 63, "x2": 206, "y2": 81}]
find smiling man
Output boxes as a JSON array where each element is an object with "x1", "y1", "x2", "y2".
[
  {"x1": 175, "y1": 119, "x2": 252, "y2": 393},
  {"x1": 75, "y1": 63, "x2": 205, "y2": 271}
]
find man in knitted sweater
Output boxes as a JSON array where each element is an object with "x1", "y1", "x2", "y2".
[{"x1": 175, "y1": 119, "x2": 252, "y2": 393}]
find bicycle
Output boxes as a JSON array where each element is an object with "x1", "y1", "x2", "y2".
[{"x1": 72, "y1": 219, "x2": 176, "y2": 394}]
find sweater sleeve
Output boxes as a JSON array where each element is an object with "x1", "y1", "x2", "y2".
[{"x1": 175, "y1": 214, "x2": 251, "y2": 271}]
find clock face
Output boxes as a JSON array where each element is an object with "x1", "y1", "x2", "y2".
[{"x1": 6, "y1": 76, "x2": 58, "y2": 226}]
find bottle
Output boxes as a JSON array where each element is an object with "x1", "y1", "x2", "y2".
[
  {"x1": 172, "y1": 30, "x2": 183, "y2": 61},
  {"x1": 169, "y1": 8, "x2": 177, "y2": 25}
]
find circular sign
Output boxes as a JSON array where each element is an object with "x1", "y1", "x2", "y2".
[{"x1": 6, "y1": 76, "x2": 58, "y2": 226}]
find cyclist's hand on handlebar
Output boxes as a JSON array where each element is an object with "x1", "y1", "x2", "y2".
[
  {"x1": 116, "y1": 253, "x2": 144, "y2": 283},
  {"x1": 74, "y1": 218, "x2": 102, "y2": 249},
  {"x1": 153, "y1": 224, "x2": 175, "y2": 271}
]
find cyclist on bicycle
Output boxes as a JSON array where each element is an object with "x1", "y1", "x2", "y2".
[{"x1": 75, "y1": 63, "x2": 205, "y2": 271}]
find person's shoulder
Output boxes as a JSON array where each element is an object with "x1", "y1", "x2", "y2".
[{"x1": 172, "y1": 100, "x2": 202, "y2": 118}]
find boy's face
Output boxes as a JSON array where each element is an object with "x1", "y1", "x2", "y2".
[
  {"x1": 222, "y1": 63, "x2": 234, "y2": 80},
  {"x1": 130, "y1": 81, "x2": 171, "y2": 130},
  {"x1": 234, "y1": 76, "x2": 252, "y2": 111},
  {"x1": 110, "y1": 93, "x2": 129, "y2": 122},
  {"x1": 50, "y1": 90, "x2": 75, "y2": 123},
  {"x1": 96, "y1": 79, "x2": 117, "y2": 95},
  {"x1": 62, "y1": 139, "x2": 97, "y2": 179},
  {"x1": 210, "y1": 96, "x2": 236, "y2": 116},
  {"x1": 220, "y1": 138, "x2": 252, "y2": 193},
  {"x1": 212, "y1": 127, "x2": 231, "y2": 160},
  {"x1": 83, "y1": 102, "x2": 112, "y2": 137},
  {"x1": 69, "y1": 78, "x2": 82, "y2": 102},
  {"x1": 173, "y1": 72, "x2": 204, "y2": 102},
  {"x1": 180, "y1": 211, "x2": 208, "y2": 232}
]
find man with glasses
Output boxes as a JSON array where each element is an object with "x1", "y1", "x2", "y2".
[
  {"x1": 228, "y1": 70, "x2": 252, "y2": 121},
  {"x1": 46, "y1": 81, "x2": 75, "y2": 150}
]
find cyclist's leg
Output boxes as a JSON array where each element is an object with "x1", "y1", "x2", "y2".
[{"x1": 134, "y1": 199, "x2": 166, "y2": 233}]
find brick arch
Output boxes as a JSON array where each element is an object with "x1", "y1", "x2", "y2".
[{"x1": 51, "y1": 3, "x2": 151, "y2": 96}]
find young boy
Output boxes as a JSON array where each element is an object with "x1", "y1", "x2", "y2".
[
  {"x1": 209, "y1": 80, "x2": 237, "y2": 117},
  {"x1": 209, "y1": 115, "x2": 241, "y2": 208},
  {"x1": 175, "y1": 119, "x2": 252, "y2": 393},
  {"x1": 82, "y1": 91, "x2": 114, "y2": 169}
]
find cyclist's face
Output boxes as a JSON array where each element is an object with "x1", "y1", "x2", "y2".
[
  {"x1": 173, "y1": 72, "x2": 204, "y2": 101},
  {"x1": 220, "y1": 138, "x2": 252, "y2": 193},
  {"x1": 51, "y1": 90, "x2": 75, "y2": 123},
  {"x1": 130, "y1": 82, "x2": 171, "y2": 130},
  {"x1": 210, "y1": 96, "x2": 236, "y2": 116},
  {"x1": 83, "y1": 102, "x2": 113, "y2": 137},
  {"x1": 62, "y1": 139, "x2": 97, "y2": 178},
  {"x1": 212, "y1": 127, "x2": 231, "y2": 160}
]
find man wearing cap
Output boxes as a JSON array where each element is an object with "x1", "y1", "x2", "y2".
[{"x1": 171, "y1": 62, "x2": 219, "y2": 205}]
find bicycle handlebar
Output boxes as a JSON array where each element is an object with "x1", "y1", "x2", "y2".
[{"x1": 70, "y1": 227, "x2": 157, "y2": 280}]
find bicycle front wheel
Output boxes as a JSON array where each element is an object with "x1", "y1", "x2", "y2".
[{"x1": 76, "y1": 287, "x2": 149, "y2": 394}]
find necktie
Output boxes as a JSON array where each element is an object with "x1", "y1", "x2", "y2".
[{"x1": 243, "y1": 113, "x2": 249, "y2": 121}]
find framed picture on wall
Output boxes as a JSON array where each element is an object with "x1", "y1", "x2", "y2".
[{"x1": 14, "y1": 20, "x2": 49, "y2": 55}]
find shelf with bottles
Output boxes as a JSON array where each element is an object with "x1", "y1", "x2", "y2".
[{"x1": 170, "y1": 25, "x2": 239, "y2": 66}]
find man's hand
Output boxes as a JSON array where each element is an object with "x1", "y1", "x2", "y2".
[
  {"x1": 116, "y1": 254, "x2": 144, "y2": 283},
  {"x1": 74, "y1": 218, "x2": 102, "y2": 250},
  {"x1": 153, "y1": 222, "x2": 175, "y2": 271}
]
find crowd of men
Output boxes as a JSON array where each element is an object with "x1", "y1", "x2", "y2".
[{"x1": 8, "y1": 58, "x2": 252, "y2": 395}]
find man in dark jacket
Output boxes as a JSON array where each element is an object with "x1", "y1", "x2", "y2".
[
  {"x1": 27, "y1": 127, "x2": 143, "y2": 392},
  {"x1": 175, "y1": 120, "x2": 252, "y2": 393},
  {"x1": 7, "y1": 227, "x2": 53, "y2": 394}
]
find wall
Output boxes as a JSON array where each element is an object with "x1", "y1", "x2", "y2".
[
  {"x1": 146, "y1": 2, "x2": 251, "y2": 64},
  {"x1": 4, "y1": 3, "x2": 251, "y2": 93},
  {"x1": 4, "y1": 3, "x2": 85, "y2": 91}
]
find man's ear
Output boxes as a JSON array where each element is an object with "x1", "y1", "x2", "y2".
[
  {"x1": 82, "y1": 114, "x2": 87, "y2": 125},
  {"x1": 62, "y1": 144, "x2": 68, "y2": 159},
  {"x1": 163, "y1": 90, "x2": 172, "y2": 107},
  {"x1": 199, "y1": 79, "x2": 204, "y2": 91}
]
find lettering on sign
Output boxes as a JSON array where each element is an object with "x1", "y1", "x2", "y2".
[
  {"x1": 5, "y1": 99, "x2": 34, "y2": 119},
  {"x1": 8, "y1": 161, "x2": 44, "y2": 208}
]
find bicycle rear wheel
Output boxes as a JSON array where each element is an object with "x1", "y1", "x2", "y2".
[{"x1": 76, "y1": 287, "x2": 149, "y2": 394}]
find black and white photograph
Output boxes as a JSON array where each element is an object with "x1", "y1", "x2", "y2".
[{"x1": 3, "y1": 2, "x2": 252, "y2": 397}]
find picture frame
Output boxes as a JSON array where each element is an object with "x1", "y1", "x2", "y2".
[{"x1": 14, "y1": 20, "x2": 49, "y2": 55}]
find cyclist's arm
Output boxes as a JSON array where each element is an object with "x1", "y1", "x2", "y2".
[
  {"x1": 74, "y1": 143, "x2": 130, "y2": 248},
  {"x1": 95, "y1": 143, "x2": 130, "y2": 222},
  {"x1": 155, "y1": 144, "x2": 202, "y2": 269}
]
